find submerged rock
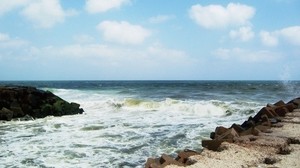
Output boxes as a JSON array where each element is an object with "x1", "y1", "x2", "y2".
[{"x1": 0, "y1": 86, "x2": 84, "y2": 121}]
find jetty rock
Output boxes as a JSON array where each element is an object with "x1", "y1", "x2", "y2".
[{"x1": 0, "y1": 86, "x2": 84, "y2": 121}]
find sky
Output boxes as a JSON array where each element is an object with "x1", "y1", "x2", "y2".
[{"x1": 0, "y1": 0, "x2": 299, "y2": 80}]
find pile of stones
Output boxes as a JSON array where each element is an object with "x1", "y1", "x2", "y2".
[
  {"x1": 0, "y1": 86, "x2": 84, "y2": 121},
  {"x1": 145, "y1": 97, "x2": 300, "y2": 168}
]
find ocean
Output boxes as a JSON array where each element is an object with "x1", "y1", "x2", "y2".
[{"x1": 0, "y1": 80, "x2": 299, "y2": 167}]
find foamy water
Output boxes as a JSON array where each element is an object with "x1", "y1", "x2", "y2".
[{"x1": 0, "y1": 81, "x2": 298, "y2": 167}]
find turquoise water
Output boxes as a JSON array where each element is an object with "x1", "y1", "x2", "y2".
[{"x1": 0, "y1": 81, "x2": 299, "y2": 167}]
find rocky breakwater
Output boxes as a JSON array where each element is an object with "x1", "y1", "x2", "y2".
[
  {"x1": 0, "y1": 86, "x2": 84, "y2": 121},
  {"x1": 145, "y1": 97, "x2": 300, "y2": 168}
]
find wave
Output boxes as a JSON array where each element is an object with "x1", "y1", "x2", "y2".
[{"x1": 47, "y1": 88, "x2": 262, "y2": 118}]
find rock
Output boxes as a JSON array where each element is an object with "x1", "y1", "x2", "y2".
[
  {"x1": 230, "y1": 123, "x2": 245, "y2": 133},
  {"x1": 217, "y1": 128, "x2": 239, "y2": 140},
  {"x1": 275, "y1": 106, "x2": 289, "y2": 117},
  {"x1": 10, "y1": 101, "x2": 24, "y2": 117},
  {"x1": 145, "y1": 158, "x2": 160, "y2": 168},
  {"x1": 289, "y1": 98, "x2": 300, "y2": 108},
  {"x1": 264, "y1": 156, "x2": 277, "y2": 164},
  {"x1": 241, "y1": 117, "x2": 256, "y2": 129},
  {"x1": 253, "y1": 107, "x2": 278, "y2": 123},
  {"x1": 0, "y1": 86, "x2": 84, "y2": 121},
  {"x1": 0, "y1": 107, "x2": 14, "y2": 121},
  {"x1": 239, "y1": 127, "x2": 260, "y2": 136},
  {"x1": 274, "y1": 100, "x2": 286, "y2": 106},
  {"x1": 175, "y1": 149, "x2": 200, "y2": 164},
  {"x1": 213, "y1": 126, "x2": 236, "y2": 140},
  {"x1": 160, "y1": 154, "x2": 184, "y2": 167},
  {"x1": 285, "y1": 103, "x2": 296, "y2": 112},
  {"x1": 202, "y1": 139, "x2": 229, "y2": 151}
]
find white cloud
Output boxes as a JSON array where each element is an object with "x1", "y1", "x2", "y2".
[
  {"x1": 279, "y1": 26, "x2": 300, "y2": 46},
  {"x1": 229, "y1": 26, "x2": 254, "y2": 42},
  {"x1": 21, "y1": 0, "x2": 76, "y2": 28},
  {"x1": 97, "y1": 20, "x2": 151, "y2": 45},
  {"x1": 0, "y1": 32, "x2": 28, "y2": 48},
  {"x1": 85, "y1": 0, "x2": 129, "y2": 13},
  {"x1": 0, "y1": 0, "x2": 30, "y2": 16},
  {"x1": 189, "y1": 3, "x2": 255, "y2": 29},
  {"x1": 260, "y1": 26, "x2": 300, "y2": 46},
  {"x1": 213, "y1": 48, "x2": 281, "y2": 63},
  {"x1": 149, "y1": 15, "x2": 175, "y2": 24},
  {"x1": 260, "y1": 31, "x2": 279, "y2": 47}
]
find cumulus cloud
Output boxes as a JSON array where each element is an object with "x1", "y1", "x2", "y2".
[
  {"x1": 260, "y1": 31, "x2": 278, "y2": 46},
  {"x1": 0, "y1": 0, "x2": 30, "y2": 16},
  {"x1": 189, "y1": 3, "x2": 255, "y2": 29},
  {"x1": 149, "y1": 15, "x2": 175, "y2": 24},
  {"x1": 21, "y1": 0, "x2": 76, "y2": 28},
  {"x1": 229, "y1": 26, "x2": 254, "y2": 42},
  {"x1": 213, "y1": 48, "x2": 281, "y2": 63},
  {"x1": 85, "y1": 0, "x2": 129, "y2": 13},
  {"x1": 97, "y1": 20, "x2": 151, "y2": 45},
  {"x1": 279, "y1": 26, "x2": 300, "y2": 45},
  {"x1": 260, "y1": 26, "x2": 300, "y2": 46}
]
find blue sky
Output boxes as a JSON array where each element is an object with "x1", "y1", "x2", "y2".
[{"x1": 0, "y1": 0, "x2": 299, "y2": 80}]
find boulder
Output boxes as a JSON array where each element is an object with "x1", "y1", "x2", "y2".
[
  {"x1": 0, "y1": 86, "x2": 84, "y2": 121},
  {"x1": 0, "y1": 107, "x2": 14, "y2": 121},
  {"x1": 253, "y1": 107, "x2": 278, "y2": 123},
  {"x1": 230, "y1": 123, "x2": 245, "y2": 133},
  {"x1": 202, "y1": 139, "x2": 229, "y2": 151},
  {"x1": 175, "y1": 149, "x2": 200, "y2": 164},
  {"x1": 275, "y1": 106, "x2": 289, "y2": 117},
  {"x1": 274, "y1": 100, "x2": 286, "y2": 106},
  {"x1": 288, "y1": 98, "x2": 300, "y2": 108},
  {"x1": 160, "y1": 154, "x2": 185, "y2": 167}
]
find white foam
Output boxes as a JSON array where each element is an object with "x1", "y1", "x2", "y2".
[{"x1": 0, "y1": 89, "x2": 261, "y2": 167}]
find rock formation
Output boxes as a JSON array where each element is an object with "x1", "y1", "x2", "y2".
[
  {"x1": 145, "y1": 97, "x2": 300, "y2": 168},
  {"x1": 0, "y1": 86, "x2": 84, "y2": 121}
]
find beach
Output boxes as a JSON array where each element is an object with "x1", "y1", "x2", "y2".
[
  {"x1": 0, "y1": 81, "x2": 299, "y2": 167},
  {"x1": 150, "y1": 99, "x2": 300, "y2": 168}
]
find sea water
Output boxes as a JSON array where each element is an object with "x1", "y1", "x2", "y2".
[{"x1": 0, "y1": 81, "x2": 299, "y2": 167}]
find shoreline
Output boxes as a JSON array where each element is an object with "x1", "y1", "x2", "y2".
[{"x1": 146, "y1": 98, "x2": 300, "y2": 167}]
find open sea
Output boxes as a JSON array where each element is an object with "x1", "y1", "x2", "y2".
[{"x1": 0, "y1": 80, "x2": 299, "y2": 168}]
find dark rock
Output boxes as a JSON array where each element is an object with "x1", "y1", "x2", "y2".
[
  {"x1": 285, "y1": 103, "x2": 296, "y2": 112},
  {"x1": 288, "y1": 98, "x2": 300, "y2": 108},
  {"x1": 217, "y1": 128, "x2": 239, "y2": 140},
  {"x1": 275, "y1": 106, "x2": 289, "y2": 117},
  {"x1": 0, "y1": 86, "x2": 84, "y2": 121},
  {"x1": 10, "y1": 101, "x2": 24, "y2": 117},
  {"x1": 230, "y1": 123, "x2": 245, "y2": 133},
  {"x1": 202, "y1": 139, "x2": 230, "y2": 151},
  {"x1": 239, "y1": 127, "x2": 260, "y2": 136},
  {"x1": 0, "y1": 107, "x2": 14, "y2": 121},
  {"x1": 175, "y1": 149, "x2": 200, "y2": 164},
  {"x1": 264, "y1": 157, "x2": 277, "y2": 164},
  {"x1": 214, "y1": 126, "x2": 229, "y2": 139},
  {"x1": 160, "y1": 154, "x2": 184, "y2": 167},
  {"x1": 274, "y1": 100, "x2": 286, "y2": 106},
  {"x1": 210, "y1": 132, "x2": 216, "y2": 139},
  {"x1": 241, "y1": 118, "x2": 256, "y2": 129},
  {"x1": 253, "y1": 107, "x2": 278, "y2": 123}
]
